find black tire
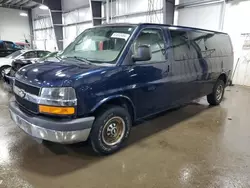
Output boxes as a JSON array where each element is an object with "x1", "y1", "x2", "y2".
[
  {"x1": 0, "y1": 65, "x2": 11, "y2": 79},
  {"x1": 207, "y1": 79, "x2": 225, "y2": 105},
  {"x1": 90, "y1": 105, "x2": 132, "y2": 155}
]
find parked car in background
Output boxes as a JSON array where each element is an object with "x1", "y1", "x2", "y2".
[
  {"x1": 0, "y1": 40, "x2": 21, "y2": 57},
  {"x1": 15, "y1": 42, "x2": 30, "y2": 50},
  {"x1": 0, "y1": 49, "x2": 50, "y2": 78},
  {"x1": 3, "y1": 51, "x2": 58, "y2": 88},
  {"x1": 9, "y1": 23, "x2": 233, "y2": 155},
  {"x1": 11, "y1": 51, "x2": 59, "y2": 72}
]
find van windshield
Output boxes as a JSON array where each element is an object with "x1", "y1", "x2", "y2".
[{"x1": 61, "y1": 26, "x2": 135, "y2": 64}]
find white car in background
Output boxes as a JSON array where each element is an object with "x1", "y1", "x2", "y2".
[{"x1": 0, "y1": 50, "x2": 50, "y2": 78}]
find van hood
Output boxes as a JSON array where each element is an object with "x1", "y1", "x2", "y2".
[{"x1": 15, "y1": 58, "x2": 107, "y2": 87}]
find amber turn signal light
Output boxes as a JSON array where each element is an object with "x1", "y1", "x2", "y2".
[{"x1": 39, "y1": 105, "x2": 75, "y2": 115}]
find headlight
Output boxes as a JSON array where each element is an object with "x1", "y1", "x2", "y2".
[{"x1": 39, "y1": 87, "x2": 77, "y2": 107}]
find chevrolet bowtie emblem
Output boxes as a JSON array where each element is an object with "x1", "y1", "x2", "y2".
[{"x1": 18, "y1": 89, "x2": 26, "y2": 98}]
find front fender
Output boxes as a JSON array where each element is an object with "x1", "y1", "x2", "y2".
[{"x1": 90, "y1": 95, "x2": 136, "y2": 117}]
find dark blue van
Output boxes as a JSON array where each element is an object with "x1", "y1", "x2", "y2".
[{"x1": 9, "y1": 23, "x2": 233, "y2": 154}]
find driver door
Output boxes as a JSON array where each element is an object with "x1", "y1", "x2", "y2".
[{"x1": 126, "y1": 27, "x2": 170, "y2": 118}]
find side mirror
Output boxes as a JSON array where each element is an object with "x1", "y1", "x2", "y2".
[{"x1": 132, "y1": 45, "x2": 152, "y2": 62}]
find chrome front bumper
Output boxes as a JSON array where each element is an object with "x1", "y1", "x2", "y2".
[{"x1": 9, "y1": 101, "x2": 95, "y2": 144}]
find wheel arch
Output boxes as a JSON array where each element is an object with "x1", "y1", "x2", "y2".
[
  {"x1": 90, "y1": 95, "x2": 136, "y2": 121},
  {"x1": 218, "y1": 73, "x2": 227, "y2": 84}
]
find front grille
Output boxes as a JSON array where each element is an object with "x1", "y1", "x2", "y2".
[
  {"x1": 15, "y1": 94, "x2": 39, "y2": 114},
  {"x1": 14, "y1": 79, "x2": 40, "y2": 114},
  {"x1": 15, "y1": 79, "x2": 40, "y2": 95}
]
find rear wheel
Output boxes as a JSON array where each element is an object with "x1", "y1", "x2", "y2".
[
  {"x1": 207, "y1": 79, "x2": 225, "y2": 105},
  {"x1": 90, "y1": 105, "x2": 132, "y2": 155}
]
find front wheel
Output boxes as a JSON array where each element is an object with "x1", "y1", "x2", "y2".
[
  {"x1": 90, "y1": 105, "x2": 132, "y2": 155},
  {"x1": 207, "y1": 79, "x2": 225, "y2": 105}
]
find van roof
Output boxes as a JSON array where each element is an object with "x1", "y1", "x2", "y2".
[{"x1": 98, "y1": 23, "x2": 227, "y2": 35}]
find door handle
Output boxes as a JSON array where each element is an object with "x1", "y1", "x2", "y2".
[{"x1": 167, "y1": 65, "x2": 170, "y2": 72}]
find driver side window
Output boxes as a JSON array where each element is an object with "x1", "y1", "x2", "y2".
[
  {"x1": 23, "y1": 51, "x2": 37, "y2": 59},
  {"x1": 132, "y1": 28, "x2": 166, "y2": 63}
]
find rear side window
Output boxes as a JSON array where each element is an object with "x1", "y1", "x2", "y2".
[
  {"x1": 169, "y1": 30, "x2": 190, "y2": 61},
  {"x1": 132, "y1": 28, "x2": 166, "y2": 63},
  {"x1": 170, "y1": 29, "x2": 232, "y2": 59},
  {"x1": 38, "y1": 51, "x2": 50, "y2": 58},
  {"x1": 205, "y1": 34, "x2": 232, "y2": 56},
  {"x1": 188, "y1": 31, "x2": 213, "y2": 58},
  {"x1": 189, "y1": 31, "x2": 232, "y2": 57}
]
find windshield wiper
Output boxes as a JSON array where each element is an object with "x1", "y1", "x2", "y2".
[
  {"x1": 55, "y1": 56, "x2": 62, "y2": 61},
  {"x1": 66, "y1": 56, "x2": 92, "y2": 65}
]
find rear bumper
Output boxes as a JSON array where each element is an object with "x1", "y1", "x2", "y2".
[{"x1": 9, "y1": 101, "x2": 95, "y2": 144}]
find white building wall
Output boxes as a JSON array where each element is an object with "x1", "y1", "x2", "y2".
[
  {"x1": 177, "y1": 3, "x2": 223, "y2": 31},
  {"x1": 223, "y1": 0, "x2": 250, "y2": 86},
  {"x1": 62, "y1": 6, "x2": 93, "y2": 48},
  {"x1": 110, "y1": 0, "x2": 163, "y2": 16},
  {"x1": 179, "y1": 0, "x2": 217, "y2": 4},
  {"x1": 108, "y1": 0, "x2": 163, "y2": 24},
  {"x1": 33, "y1": 28, "x2": 57, "y2": 52},
  {"x1": 62, "y1": 0, "x2": 89, "y2": 12},
  {"x1": 32, "y1": 7, "x2": 57, "y2": 51},
  {"x1": 0, "y1": 7, "x2": 30, "y2": 42},
  {"x1": 33, "y1": 18, "x2": 57, "y2": 51},
  {"x1": 32, "y1": 1, "x2": 93, "y2": 50}
]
